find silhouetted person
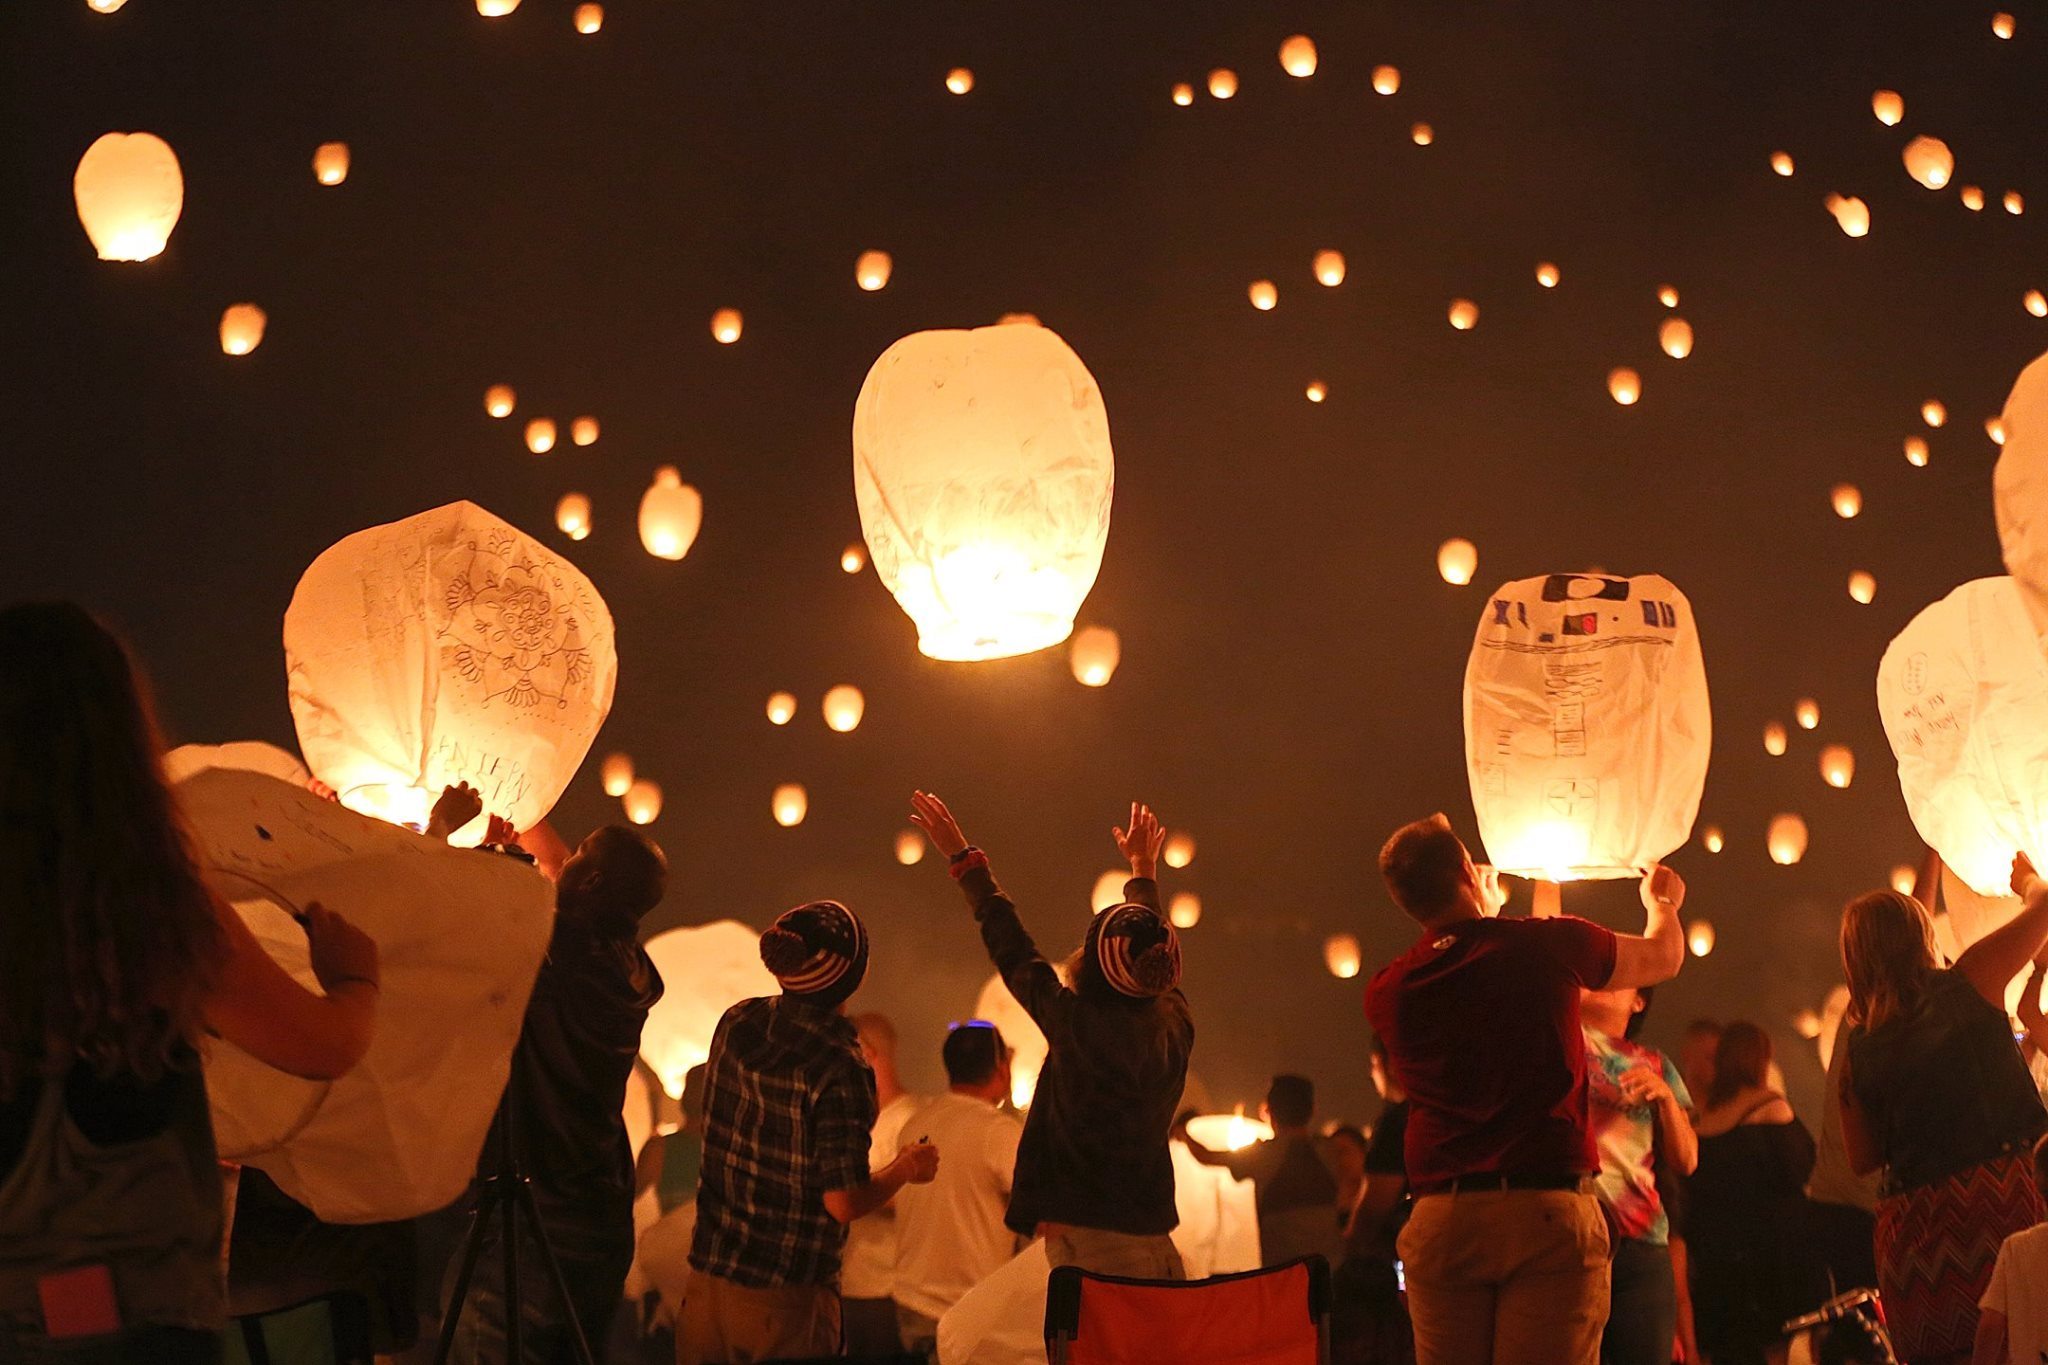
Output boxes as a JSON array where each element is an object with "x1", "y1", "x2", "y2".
[{"x1": 1181, "y1": 1074, "x2": 1341, "y2": 1267}]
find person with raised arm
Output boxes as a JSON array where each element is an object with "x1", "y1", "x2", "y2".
[{"x1": 909, "y1": 791, "x2": 1194, "y2": 1279}]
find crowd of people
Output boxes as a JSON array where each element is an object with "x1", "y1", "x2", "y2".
[{"x1": 10, "y1": 602, "x2": 2048, "y2": 1365}]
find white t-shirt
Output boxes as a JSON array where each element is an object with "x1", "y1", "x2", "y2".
[
  {"x1": 1982, "y1": 1222, "x2": 2048, "y2": 1363},
  {"x1": 840, "y1": 1091, "x2": 927, "y2": 1300},
  {"x1": 892, "y1": 1092, "x2": 1026, "y2": 1322}
]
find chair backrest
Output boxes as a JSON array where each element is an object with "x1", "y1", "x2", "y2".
[{"x1": 1044, "y1": 1256, "x2": 1330, "y2": 1365}]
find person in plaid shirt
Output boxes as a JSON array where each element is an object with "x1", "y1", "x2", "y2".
[{"x1": 681, "y1": 901, "x2": 940, "y2": 1364}]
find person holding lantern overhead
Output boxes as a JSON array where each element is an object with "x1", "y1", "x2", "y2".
[
  {"x1": 908, "y1": 791, "x2": 1195, "y2": 1279},
  {"x1": 1364, "y1": 813, "x2": 1686, "y2": 1365}
]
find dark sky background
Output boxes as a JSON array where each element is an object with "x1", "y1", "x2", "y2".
[{"x1": 4, "y1": 1, "x2": 2043, "y2": 1121}]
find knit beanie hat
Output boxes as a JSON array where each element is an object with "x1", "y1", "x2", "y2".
[
  {"x1": 1086, "y1": 902, "x2": 1182, "y2": 998},
  {"x1": 760, "y1": 900, "x2": 870, "y2": 1004}
]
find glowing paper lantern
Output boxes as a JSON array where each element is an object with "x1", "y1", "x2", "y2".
[
  {"x1": 1248, "y1": 280, "x2": 1278, "y2": 310},
  {"x1": 856, "y1": 250, "x2": 893, "y2": 291},
  {"x1": 571, "y1": 416, "x2": 599, "y2": 447},
  {"x1": 1903, "y1": 136, "x2": 1954, "y2": 190},
  {"x1": 88, "y1": 0, "x2": 129, "y2": 11},
  {"x1": 1991, "y1": 417, "x2": 2009, "y2": 445},
  {"x1": 1448, "y1": 299, "x2": 1479, "y2": 331},
  {"x1": 1659, "y1": 318, "x2": 1694, "y2": 359},
  {"x1": 1996, "y1": 350, "x2": 2048, "y2": 631},
  {"x1": 1436, "y1": 538, "x2": 1480, "y2": 587},
  {"x1": 1703, "y1": 825, "x2": 1725, "y2": 853},
  {"x1": 1767, "y1": 814, "x2": 1808, "y2": 866},
  {"x1": 600, "y1": 752, "x2": 634, "y2": 797},
  {"x1": 1324, "y1": 933, "x2": 1362, "y2": 979},
  {"x1": 638, "y1": 467, "x2": 702, "y2": 561},
  {"x1": 1411, "y1": 123, "x2": 1434, "y2": 146},
  {"x1": 1890, "y1": 864, "x2": 1916, "y2": 895},
  {"x1": 975, "y1": 972, "x2": 1047, "y2": 1109},
  {"x1": 2008, "y1": 192, "x2": 2027, "y2": 216},
  {"x1": 1069, "y1": 626, "x2": 1121, "y2": 687},
  {"x1": 624, "y1": 779, "x2": 661, "y2": 825},
  {"x1": 772, "y1": 784, "x2": 808, "y2": 828},
  {"x1": 1313, "y1": 250, "x2": 1346, "y2": 287},
  {"x1": 476, "y1": 0, "x2": 520, "y2": 13},
  {"x1": 1164, "y1": 832, "x2": 1197, "y2": 869},
  {"x1": 1172, "y1": 83, "x2": 1194, "y2": 106},
  {"x1": 1826, "y1": 194, "x2": 1871, "y2": 238},
  {"x1": 1795, "y1": 1009, "x2": 1823, "y2": 1040},
  {"x1": 1796, "y1": 698, "x2": 1821, "y2": 730},
  {"x1": 73, "y1": 132, "x2": 183, "y2": 262},
  {"x1": 1464, "y1": 573, "x2": 1711, "y2": 880},
  {"x1": 1687, "y1": 921, "x2": 1715, "y2": 957},
  {"x1": 1906, "y1": 436, "x2": 1931, "y2": 467},
  {"x1": 1186, "y1": 1111, "x2": 1273, "y2": 1154},
  {"x1": 852, "y1": 322, "x2": 1115, "y2": 661},
  {"x1": 1208, "y1": 69, "x2": 1238, "y2": 99},
  {"x1": 312, "y1": 142, "x2": 349, "y2": 186},
  {"x1": 1279, "y1": 35, "x2": 1317, "y2": 77},
  {"x1": 1168, "y1": 893, "x2": 1202, "y2": 930},
  {"x1": 642, "y1": 922, "x2": 780, "y2": 1097},
  {"x1": 1765, "y1": 722, "x2": 1789, "y2": 756},
  {"x1": 1963, "y1": 186, "x2": 1987, "y2": 211},
  {"x1": 895, "y1": 829, "x2": 926, "y2": 866},
  {"x1": 1609, "y1": 368, "x2": 1642, "y2": 405},
  {"x1": 1657, "y1": 286, "x2": 1680, "y2": 309},
  {"x1": 485, "y1": 384, "x2": 515, "y2": 418},
  {"x1": 841, "y1": 543, "x2": 867, "y2": 573},
  {"x1": 525, "y1": 419, "x2": 557, "y2": 455},
  {"x1": 573, "y1": 3, "x2": 602, "y2": 34},
  {"x1": 1872, "y1": 90, "x2": 1904, "y2": 126},
  {"x1": 555, "y1": 492, "x2": 592, "y2": 541},
  {"x1": 2026, "y1": 291, "x2": 2047, "y2": 319},
  {"x1": 1833, "y1": 484, "x2": 1863, "y2": 518},
  {"x1": 1923, "y1": 400, "x2": 1947, "y2": 428},
  {"x1": 284, "y1": 501, "x2": 617, "y2": 839},
  {"x1": 710, "y1": 308, "x2": 743, "y2": 343},
  {"x1": 1091, "y1": 870, "x2": 1127, "y2": 914},
  {"x1": 1536, "y1": 262, "x2": 1560, "y2": 288},
  {"x1": 946, "y1": 68, "x2": 974, "y2": 94},
  {"x1": 1849, "y1": 570, "x2": 1877, "y2": 605},
  {"x1": 766, "y1": 692, "x2": 796, "y2": 725},
  {"x1": 1372, "y1": 65, "x2": 1401, "y2": 95},
  {"x1": 822, "y1": 684, "x2": 865, "y2": 733},
  {"x1": 1305, "y1": 381, "x2": 1328, "y2": 403},
  {"x1": 219, "y1": 304, "x2": 267, "y2": 356},
  {"x1": 1995, "y1": 11, "x2": 2016, "y2": 37},
  {"x1": 1771, "y1": 151, "x2": 1796, "y2": 177},
  {"x1": 1820, "y1": 744, "x2": 1856, "y2": 788}
]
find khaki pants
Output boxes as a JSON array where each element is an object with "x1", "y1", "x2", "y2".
[
  {"x1": 1396, "y1": 1187, "x2": 1611, "y2": 1365},
  {"x1": 1044, "y1": 1226, "x2": 1186, "y2": 1280},
  {"x1": 677, "y1": 1272, "x2": 840, "y2": 1364}
]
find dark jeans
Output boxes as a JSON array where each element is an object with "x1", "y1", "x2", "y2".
[
  {"x1": 1602, "y1": 1238, "x2": 1676, "y2": 1365},
  {"x1": 0, "y1": 1326, "x2": 221, "y2": 1365},
  {"x1": 442, "y1": 1190, "x2": 633, "y2": 1365}
]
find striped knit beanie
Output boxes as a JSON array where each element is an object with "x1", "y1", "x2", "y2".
[
  {"x1": 1087, "y1": 902, "x2": 1182, "y2": 998},
  {"x1": 760, "y1": 900, "x2": 870, "y2": 1004}
]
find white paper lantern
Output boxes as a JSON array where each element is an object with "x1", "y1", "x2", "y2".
[
  {"x1": 1821, "y1": 744, "x2": 1856, "y2": 788},
  {"x1": 1464, "y1": 573, "x2": 1711, "y2": 880},
  {"x1": 856, "y1": 250, "x2": 893, "y2": 291},
  {"x1": 219, "y1": 304, "x2": 267, "y2": 356},
  {"x1": 642, "y1": 921, "x2": 780, "y2": 1097},
  {"x1": 1657, "y1": 286, "x2": 1680, "y2": 309},
  {"x1": 525, "y1": 418, "x2": 557, "y2": 455},
  {"x1": 485, "y1": 384, "x2": 515, "y2": 418},
  {"x1": 2006, "y1": 191, "x2": 2026, "y2": 216},
  {"x1": 1903, "y1": 136, "x2": 1954, "y2": 190},
  {"x1": 1963, "y1": 186, "x2": 1987, "y2": 211},
  {"x1": 1609, "y1": 368, "x2": 1642, "y2": 405},
  {"x1": 1923, "y1": 400, "x2": 1948, "y2": 429},
  {"x1": 74, "y1": 132, "x2": 183, "y2": 261},
  {"x1": 1438, "y1": 538, "x2": 1478, "y2": 586},
  {"x1": 1168, "y1": 893, "x2": 1202, "y2": 929},
  {"x1": 1163, "y1": 831, "x2": 1197, "y2": 869},
  {"x1": 1771, "y1": 151, "x2": 1796, "y2": 177},
  {"x1": 1906, "y1": 436, "x2": 1931, "y2": 467},
  {"x1": 1313, "y1": 250, "x2": 1346, "y2": 287},
  {"x1": 312, "y1": 142, "x2": 350, "y2": 186},
  {"x1": 1826, "y1": 194, "x2": 1871, "y2": 238},
  {"x1": 600, "y1": 751, "x2": 633, "y2": 797},
  {"x1": 571, "y1": 416, "x2": 599, "y2": 447},
  {"x1": 1659, "y1": 318, "x2": 1694, "y2": 359},
  {"x1": 1849, "y1": 570, "x2": 1877, "y2": 605},
  {"x1": 1305, "y1": 381, "x2": 1328, "y2": 404},
  {"x1": 1996, "y1": 350, "x2": 2048, "y2": 629},
  {"x1": 638, "y1": 467, "x2": 702, "y2": 561},
  {"x1": 853, "y1": 323, "x2": 1114, "y2": 661},
  {"x1": 1411, "y1": 122, "x2": 1434, "y2": 146},
  {"x1": 1372, "y1": 65, "x2": 1401, "y2": 95},
  {"x1": 1069, "y1": 626, "x2": 1121, "y2": 686},
  {"x1": 2027, "y1": 291, "x2": 2048, "y2": 319},
  {"x1": 477, "y1": 0, "x2": 520, "y2": 13},
  {"x1": 624, "y1": 779, "x2": 662, "y2": 825},
  {"x1": 573, "y1": 3, "x2": 602, "y2": 33},
  {"x1": 895, "y1": 828, "x2": 926, "y2": 865},
  {"x1": 946, "y1": 68, "x2": 975, "y2": 95},
  {"x1": 1767, "y1": 814, "x2": 1808, "y2": 866},
  {"x1": 1186, "y1": 1111, "x2": 1274, "y2": 1153},
  {"x1": 554, "y1": 492, "x2": 591, "y2": 541},
  {"x1": 975, "y1": 972, "x2": 1047, "y2": 1109},
  {"x1": 773, "y1": 784, "x2": 808, "y2": 827},
  {"x1": 1207, "y1": 69, "x2": 1238, "y2": 99},
  {"x1": 1702, "y1": 825, "x2": 1725, "y2": 853},
  {"x1": 1249, "y1": 280, "x2": 1279, "y2": 310},
  {"x1": 1687, "y1": 920, "x2": 1715, "y2": 957},
  {"x1": 841, "y1": 542, "x2": 867, "y2": 573},
  {"x1": 710, "y1": 308, "x2": 743, "y2": 343},
  {"x1": 1764, "y1": 721, "x2": 1789, "y2": 756},
  {"x1": 1279, "y1": 34, "x2": 1317, "y2": 78},
  {"x1": 822, "y1": 684, "x2": 865, "y2": 732},
  {"x1": 766, "y1": 691, "x2": 796, "y2": 725},
  {"x1": 1536, "y1": 262, "x2": 1561, "y2": 288},
  {"x1": 1872, "y1": 90, "x2": 1904, "y2": 126},
  {"x1": 284, "y1": 502, "x2": 616, "y2": 840},
  {"x1": 1832, "y1": 484, "x2": 1863, "y2": 518},
  {"x1": 1324, "y1": 933, "x2": 1362, "y2": 979},
  {"x1": 1090, "y1": 870, "x2": 1128, "y2": 914},
  {"x1": 1995, "y1": 11, "x2": 2016, "y2": 37},
  {"x1": 1448, "y1": 299, "x2": 1479, "y2": 331}
]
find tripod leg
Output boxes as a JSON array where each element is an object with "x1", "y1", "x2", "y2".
[
  {"x1": 433, "y1": 1188, "x2": 499, "y2": 1365},
  {"x1": 513, "y1": 1180, "x2": 600, "y2": 1365}
]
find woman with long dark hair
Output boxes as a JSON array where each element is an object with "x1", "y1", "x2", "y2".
[
  {"x1": 0, "y1": 602, "x2": 380, "y2": 1362},
  {"x1": 1837, "y1": 864, "x2": 2048, "y2": 1365}
]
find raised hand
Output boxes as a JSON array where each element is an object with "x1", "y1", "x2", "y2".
[
  {"x1": 1114, "y1": 803, "x2": 1166, "y2": 880},
  {"x1": 426, "y1": 782, "x2": 483, "y2": 841},
  {"x1": 897, "y1": 1140, "x2": 941, "y2": 1184},
  {"x1": 909, "y1": 791, "x2": 970, "y2": 859},
  {"x1": 2014, "y1": 851, "x2": 2044, "y2": 903},
  {"x1": 1640, "y1": 864, "x2": 1685, "y2": 916}
]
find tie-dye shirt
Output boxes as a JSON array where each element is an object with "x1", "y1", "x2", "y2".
[{"x1": 1583, "y1": 1028, "x2": 1691, "y2": 1245}]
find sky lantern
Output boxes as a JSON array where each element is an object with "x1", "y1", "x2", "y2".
[
  {"x1": 772, "y1": 784, "x2": 808, "y2": 828},
  {"x1": 1608, "y1": 368, "x2": 1642, "y2": 405},
  {"x1": 1771, "y1": 151, "x2": 1795, "y2": 177},
  {"x1": 1995, "y1": 11, "x2": 2016, "y2": 37},
  {"x1": 1848, "y1": 570, "x2": 1877, "y2": 605},
  {"x1": 1890, "y1": 865, "x2": 1916, "y2": 895},
  {"x1": 1091, "y1": 870, "x2": 1128, "y2": 914},
  {"x1": 312, "y1": 142, "x2": 349, "y2": 186},
  {"x1": 1989, "y1": 417, "x2": 2009, "y2": 446},
  {"x1": 573, "y1": 3, "x2": 602, "y2": 33},
  {"x1": 1659, "y1": 317, "x2": 1694, "y2": 359},
  {"x1": 1767, "y1": 814, "x2": 1808, "y2": 866},
  {"x1": 1820, "y1": 744, "x2": 1856, "y2": 788},
  {"x1": 1279, "y1": 35, "x2": 1317, "y2": 77},
  {"x1": 1069, "y1": 626, "x2": 1121, "y2": 686},
  {"x1": 1826, "y1": 194, "x2": 1871, "y2": 237},
  {"x1": 1998, "y1": 349, "x2": 2048, "y2": 626},
  {"x1": 1163, "y1": 831, "x2": 1197, "y2": 869},
  {"x1": 1796, "y1": 698, "x2": 1820, "y2": 730},
  {"x1": 1832, "y1": 483, "x2": 1863, "y2": 518},
  {"x1": 1371, "y1": 65, "x2": 1402, "y2": 95},
  {"x1": 895, "y1": 829, "x2": 925, "y2": 866},
  {"x1": 641, "y1": 922, "x2": 779, "y2": 1097},
  {"x1": 284, "y1": 501, "x2": 616, "y2": 839},
  {"x1": 1962, "y1": 186, "x2": 1987, "y2": 211},
  {"x1": 1657, "y1": 285, "x2": 1680, "y2": 308},
  {"x1": 822, "y1": 684, "x2": 865, "y2": 732},
  {"x1": 1305, "y1": 381, "x2": 1328, "y2": 403},
  {"x1": 600, "y1": 752, "x2": 633, "y2": 798},
  {"x1": 1871, "y1": 89, "x2": 1904, "y2": 125},
  {"x1": 1437, "y1": 538, "x2": 1478, "y2": 586},
  {"x1": 73, "y1": 132, "x2": 183, "y2": 261},
  {"x1": 476, "y1": 0, "x2": 520, "y2": 14},
  {"x1": 1764, "y1": 721, "x2": 1788, "y2": 756},
  {"x1": 637, "y1": 467, "x2": 702, "y2": 561},
  {"x1": 975, "y1": 973, "x2": 1047, "y2": 1109},
  {"x1": 710, "y1": 308, "x2": 743, "y2": 344},
  {"x1": 1168, "y1": 893, "x2": 1202, "y2": 930},
  {"x1": 555, "y1": 493, "x2": 591, "y2": 541},
  {"x1": 2006, "y1": 191, "x2": 2026, "y2": 216},
  {"x1": 841, "y1": 543, "x2": 866, "y2": 573},
  {"x1": 1702, "y1": 825, "x2": 1725, "y2": 853},
  {"x1": 1208, "y1": 69, "x2": 1238, "y2": 99},
  {"x1": 1794, "y1": 1008, "x2": 1823, "y2": 1040},
  {"x1": 1902, "y1": 136, "x2": 1954, "y2": 189},
  {"x1": 1464, "y1": 573, "x2": 1711, "y2": 881},
  {"x1": 88, "y1": 0, "x2": 129, "y2": 11},
  {"x1": 525, "y1": 419, "x2": 556, "y2": 455},
  {"x1": 1185, "y1": 1110, "x2": 1273, "y2": 1154},
  {"x1": 1905, "y1": 436, "x2": 1930, "y2": 467},
  {"x1": 623, "y1": 779, "x2": 661, "y2": 825},
  {"x1": 1248, "y1": 280, "x2": 1278, "y2": 310},
  {"x1": 2026, "y1": 291, "x2": 2046, "y2": 319},
  {"x1": 855, "y1": 250, "x2": 893, "y2": 291},
  {"x1": 852, "y1": 322, "x2": 1114, "y2": 662},
  {"x1": 485, "y1": 384, "x2": 515, "y2": 418},
  {"x1": 1922, "y1": 399, "x2": 1948, "y2": 428},
  {"x1": 570, "y1": 416, "x2": 599, "y2": 447},
  {"x1": 1448, "y1": 299, "x2": 1479, "y2": 331},
  {"x1": 1313, "y1": 250, "x2": 1346, "y2": 286},
  {"x1": 1536, "y1": 262, "x2": 1560, "y2": 288},
  {"x1": 1171, "y1": 83, "x2": 1194, "y2": 106},
  {"x1": 219, "y1": 304, "x2": 267, "y2": 357},
  {"x1": 1687, "y1": 920, "x2": 1715, "y2": 957},
  {"x1": 1410, "y1": 123, "x2": 1434, "y2": 146},
  {"x1": 946, "y1": 68, "x2": 974, "y2": 94},
  {"x1": 1324, "y1": 934, "x2": 1363, "y2": 979},
  {"x1": 765, "y1": 691, "x2": 796, "y2": 725}
]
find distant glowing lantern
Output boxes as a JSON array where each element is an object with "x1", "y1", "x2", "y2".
[
  {"x1": 569, "y1": 416, "x2": 598, "y2": 447},
  {"x1": 946, "y1": 68, "x2": 974, "y2": 95},
  {"x1": 1992, "y1": 418, "x2": 2010, "y2": 446},
  {"x1": 624, "y1": 779, "x2": 661, "y2": 825},
  {"x1": 284, "y1": 500, "x2": 617, "y2": 840},
  {"x1": 1998, "y1": 348, "x2": 2048, "y2": 629},
  {"x1": 1249, "y1": 280, "x2": 1278, "y2": 310},
  {"x1": 1765, "y1": 722, "x2": 1789, "y2": 756},
  {"x1": 1325, "y1": 933, "x2": 1363, "y2": 979},
  {"x1": 1821, "y1": 743, "x2": 1856, "y2": 788},
  {"x1": 1069, "y1": 626, "x2": 1121, "y2": 687},
  {"x1": 1903, "y1": 136, "x2": 1954, "y2": 189},
  {"x1": 2006, "y1": 191, "x2": 2026, "y2": 216},
  {"x1": 1464, "y1": 573, "x2": 1711, "y2": 880},
  {"x1": 219, "y1": 304, "x2": 267, "y2": 357},
  {"x1": 1448, "y1": 299, "x2": 1479, "y2": 331},
  {"x1": 1208, "y1": 69, "x2": 1238, "y2": 99},
  {"x1": 2027, "y1": 291, "x2": 2047, "y2": 318},
  {"x1": 841, "y1": 543, "x2": 866, "y2": 573},
  {"x1": 856, "y1": 250, "x2": 893, "y2": 291},
  {"x1": 1279, "y1": 35, "x2": 1318, "y2": 78},
  {"x1": 1687, "y1": 921, "x2": 1715, "y2": 957},
  {"x1": 1768, "y1": 814, "x2": 1808, "y2": 866},
  {"x1": 1796, "y1": 698, "x2": 1820, "y2": 730},
  {"x1": 1411, "y1": 122, "x2": 1434, "y2": 146},
  {"x1": 1994, "y1": 11, "x2": 2015, "y2": 37},
  {"x1": 476, "y1": 0, "x2": 520, "y2": 13},
  {"x1": 852, "y1": 322, "x2": 1114, "y2": 662},
  {"x1": 1891, "y1": 864, "x2": 1916, "y2": 894},
  {"x1": 1905, "y1": 435, "x2": 1930, "y2": 467},
  {"x1": 1657, "y1": 285, "x2": 1680, "y2": 308},
  {"x1": 525, "y1": 419, "x2": 557, "y2": 455},
  {"x1": 1923, "y1": 400, "x2": 1947, "y2": 428},
  {"x1": 312, "y1": 142, "x2": 349, "y2": 186},
  {"x1": 641, "y1": 922, "x2": 780, "y2": 1097},
  {"x1": 1373, "y1": 65, "x2": 1401, "y2": 95},
  {"x1": 485, "y1": 384, "x2": 515, "y2": 418},
  {"x1": 600, "y1": 752, "x2": 633, "y2": 798},
  {"x1": 710, "y1": 308, "x2": 743, "y2": 344},
  {"x1": 573, "y1": 3, "x2": 602, "y2": 33},
  {"x1": 1168, "y1": 893, "x2": 1202, "y2": 930},
  {"x1": 1795, "y1": 1008, "x2": 1823, "y2": 1040},
  {"x1": 1313, "y1": 250, "x2": 1346, "y2": 286},
  {"x1": 1164, "y1": 832, "x2": 1197, "y2": 869},
  {"x1": 1437, "y1": 538, "x2": 1479, "y2": 586},
  {"x1": 1826, "y1": 194, "x2": 1871, "y2": 237},
  {"x1": 1305, "y1": 381, "x2": 1328, "y2": 403},
  {"x1": 1536, "y1": 262, "x2": 1560, "y2": 288},
  {"x1": 822, "y1": 685, "x2": 865, "y2": 733},
  {"x1": 1832, "y1": 484, "x2": 1863, "y2": 518},
  {"x1": 895, "y1": 828, "x2": 925, "y2": 866},
  {"x1": 1608, "y1": 368, "x2": 1642, "y2": 405},
  {"x1": 1091, "y1": 870, "x2": 1128, "y2": 914},
  {"x1": 1962, "y1": 186, "x2": 1987, "y2": 211},
  {"x1": 1659, "y1": 317, "x2": 1694, "y2": 359},
  {"x1": 1703, "y1": 825, "x2": 1725, "y2": 853},
  {"x1": 1871, "y1": 89, "x2": 1904, "y2": 126},
  {"x1": 88, "y1": 0, "x2": 128, "y2": 10},
  {"x1": 1172, "y1": 83, "x2": 1194, "y2": 106},
  {"x1": 772, "y1": 784, "x2": 808, "y2": 828},
  {"x1": 765, "y1": 691, "x2": 796, "y2": 726},
  {"x1": 73, "y1": 132, "x2": 183, "y2": 262},
  {"x1": 555, "y1": 493, "x2": 592, "y2": 541},
  {"x1": 1771, "y1": 151, "x2": 1795, "y2": 177},
  {"x1": 637, "y1": 466, "x2": 702, "y2": 561},
  {"x1": 975, "y1": 973, "x2": 1047, "y2": 1108},
  {"x1": 1849, "y1": 570, "x2": 1877, "y2": 605},
  {"x1": 1185, "y1": 1110, "x2": 1273, "y2": 1153}
]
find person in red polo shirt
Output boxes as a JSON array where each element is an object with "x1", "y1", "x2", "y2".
[{"x1": 1364, "y1": 813, "x2": 1687, "y2": 1365}]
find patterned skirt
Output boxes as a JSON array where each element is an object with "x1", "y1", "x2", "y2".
[{"x1": 1874, "y1": 1149, "x2": 2044, "y2": 1363}]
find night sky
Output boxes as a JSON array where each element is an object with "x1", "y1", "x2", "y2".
[{"x1": 6, "y1": 1, "x2": 2044, "y2": 1121}]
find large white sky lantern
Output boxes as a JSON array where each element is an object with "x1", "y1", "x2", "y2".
[
  {"x1": 853, "y1": 322, "x2": 1115, "y2": 661},
  {"x1": 74, "y1": 132, "x2": 183, "y2": 261},
  {"x1": 1465, "y1": 573, "x2": 1711, "y2": 881},
  {"x1": 1995, "y1": 349, "x2": 2048, "y2": 631},
  {"x1": 642, "y1": 921, "x2": 780, "y2": 1098},
  {"x1": 1879, "y1": 576, "x2": 2048, "y2": 896},
  {"x1": 284, "y1": 501, "x2": 617, "y2": 839}
]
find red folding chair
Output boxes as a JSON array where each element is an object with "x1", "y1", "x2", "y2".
[{"x1": 1044, "y1": 1255, "x2": 1331, "y2": 1365}]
